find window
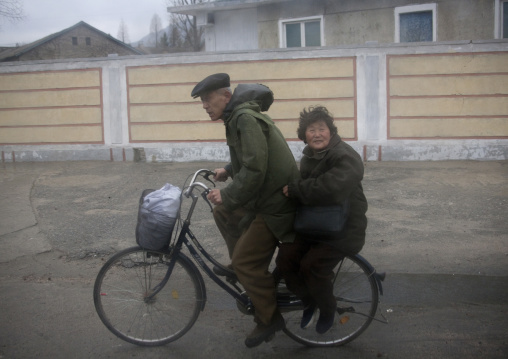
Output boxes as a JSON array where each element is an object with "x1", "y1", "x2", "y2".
[
  {"x1": 497, "y1": 0, "x2": 508, "y2": 38},
  {"x1": 86, "y1": 37, "x2": 91, "y2": 45},
  {"x1": 395, "y1": 4, "x2": 437, "y2": 43},
  {"x1": 504, "y1": 1, "x2": 508, "y2": 38},
  {"x1": 72, "y1": 37, "x2": 78, "y2": 45},
  {"x1": 279, "y1": 16, "x2": 324, "y2": 48}
]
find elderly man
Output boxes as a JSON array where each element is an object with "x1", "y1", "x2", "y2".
[{"x1": 191, "y1": 73, "x2": 298, "y2": 348}]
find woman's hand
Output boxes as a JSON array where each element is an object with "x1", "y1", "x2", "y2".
[
  {"x1": 207, "y1": 189, "x2": 223, "y2": 205},
  {"x1": 213, "y1": 168, "x2": 229, "y2": 182},
  {"x1": 282, "y1": 185, "x2": 289, "y2": 197}
]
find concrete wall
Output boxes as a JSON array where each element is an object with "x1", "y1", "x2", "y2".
[
  {"x1": 211, "y1": 8, "x2": 259, "y2": 51},
  {"x1": 0, "y1": 69, "x2": 103, "y2": 144},
  {"x1": 0, "y1": 40, "x2": 507, "y2": 162},
  {"x1": 438, "y1": 0, "x2": 494, "y2": 41},
  {"x1": 387, "y1": 53, "x2": 508, "y2": 139},
  {"x1": 127, "y1": 56, "x2": 356, "y2": 142}
]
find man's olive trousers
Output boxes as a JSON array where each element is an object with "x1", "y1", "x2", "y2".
[{"x1": 213, "y1": 204, "x2": 279, "y2": 326}]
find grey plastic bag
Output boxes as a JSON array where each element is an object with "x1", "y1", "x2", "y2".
[{"x1": 135, "y1": 184, "x2": 181, "y2": 250}]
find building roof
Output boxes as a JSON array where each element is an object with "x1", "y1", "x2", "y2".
[
  {"x1": 0, "y1": 21, "x2": 144, "y2": 62},
  {"x1": 167, "y1": 0, "x2": 291, "y2": 16}
]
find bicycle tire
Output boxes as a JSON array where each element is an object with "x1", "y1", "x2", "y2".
[
  {"x1": 93, "y1": 246, "x2": 204, "y2": 346},
  {"x1": 282, "y1": 255, "x2": 379, "y2": 347}
]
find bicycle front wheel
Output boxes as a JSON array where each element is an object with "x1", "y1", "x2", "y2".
[
  {"x1": 93, "y1": 246, "x2": 204, "y2": 346},
  {"x1": 283, "y1": 255, "x2": 379, "y2": 347}
]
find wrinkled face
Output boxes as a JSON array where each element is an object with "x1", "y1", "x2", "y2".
[
  {"x1": 305, "y1": 120, "x2": 331, "y2": 152},
  {"x1": 200, "y1": 90, "x2": 231, "y2": 121}
]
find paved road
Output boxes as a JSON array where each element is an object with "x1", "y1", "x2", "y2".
[{"x1": 0, "y1": 160, "x2": 507, "y2": 358}]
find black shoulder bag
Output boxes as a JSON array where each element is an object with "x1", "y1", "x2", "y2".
[{"x1": 294, "y1": 199, "x2": 350, "y2": 236}]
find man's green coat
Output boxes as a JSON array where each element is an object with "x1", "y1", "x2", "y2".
[{"x1": 220, "y1": 84, "x2": 299, "y2": 244}]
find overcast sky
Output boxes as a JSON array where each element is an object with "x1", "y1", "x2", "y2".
[{"x1": 0, "y1": 0, "x2": 170, "y2": 46}]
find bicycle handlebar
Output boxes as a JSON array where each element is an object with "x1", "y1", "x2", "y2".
[{"x1": 184, "y1": 169, "x2": 216, "y2": 198}]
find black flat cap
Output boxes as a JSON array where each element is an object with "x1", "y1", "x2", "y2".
[{"x1": 191, "y1": 73, "x2": 230, "y2": 98}]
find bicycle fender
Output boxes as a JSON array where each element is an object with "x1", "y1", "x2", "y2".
[
  {"x1": 177, "y1": 251, "x2": 207, "y2": 311},
  {"x1": 354, "y1": 253, "x2": 384, "y2": 296}
]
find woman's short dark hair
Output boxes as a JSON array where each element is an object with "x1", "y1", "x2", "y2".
[{"x1": 296, "y1": 106, "x2": 338, "y2": 143}]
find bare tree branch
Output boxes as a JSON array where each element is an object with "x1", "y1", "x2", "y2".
[
  {"x1": 0, "y1": 0, "x2": 24, "y2": 22},
  {"x1": 166, "y1": 0, "x2": 209, "y2": 52},
  {"x1": 150, "y1": 13, "x2": 163, "y2": 47},
  {"x1": 117, "y1": 18, "x2": 130, "y2": 44}
]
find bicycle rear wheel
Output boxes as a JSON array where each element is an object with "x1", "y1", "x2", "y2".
[
  {"x1": 93, "y1": 246, "x2": 204, "y2": 346},
  {"x1": 282, "y1": 255, "x2": 378, "y2": 347}
]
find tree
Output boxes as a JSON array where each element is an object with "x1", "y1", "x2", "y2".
[
  {"x1": 169, "y1": 23, "x2": 182, "y2": 49},
  {"x1": 117, "y1": 19, "x2": 130, "y2": 44},
  {"x1": 160, "y1": 31, "x2": 169, "y2": 48},
  {"x1": 150, "y1": 13, "x2": 162, "y2": 48},
  {"x1": 0, "y1": 0, "x2": 24, "y2": 23},
  {"x1": 166, "y1": 0, "x2": 209, "y2": 52}
]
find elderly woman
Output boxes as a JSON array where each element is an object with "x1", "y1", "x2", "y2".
[{"x1": 276, "y1": 106, "x2": 368, "y2": 334}]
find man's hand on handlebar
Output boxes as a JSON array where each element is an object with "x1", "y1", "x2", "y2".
[
  {"x1": 213, "y1": 168, "x2": 229, "y2": 182},
  {"x1": 207, "y1": 189, "x2": 223, "y2": 205}
]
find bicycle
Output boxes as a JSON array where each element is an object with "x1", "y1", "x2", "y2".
[{"x1": 93, "y1": 169, "x2": 386, "y2": 347}]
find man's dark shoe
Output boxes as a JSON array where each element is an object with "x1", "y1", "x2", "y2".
[
  {"x1": 316, "y1": 312, "x2": 335, "y2": 334},
  {"x1": 300, "y1": 305, "x2": 317, "y2": 329},
  {"x1": 212, "y1": 264, "x2": 235, "y2": 278},
  {"x1": 244, "y1": 312, "x2": 285, "y2": 348}
]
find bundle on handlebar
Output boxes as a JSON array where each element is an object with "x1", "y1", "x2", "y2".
[
  {"x1": 134, "y1": 169, "x2": 218, "y2": 252},
  {"x1": 136, "y1": 185, "x2": 181, "y2": 251}
]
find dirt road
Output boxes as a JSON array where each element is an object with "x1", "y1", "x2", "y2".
[{"x1": 0, "y1": 160, "x2": 507, "y2": 358}]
